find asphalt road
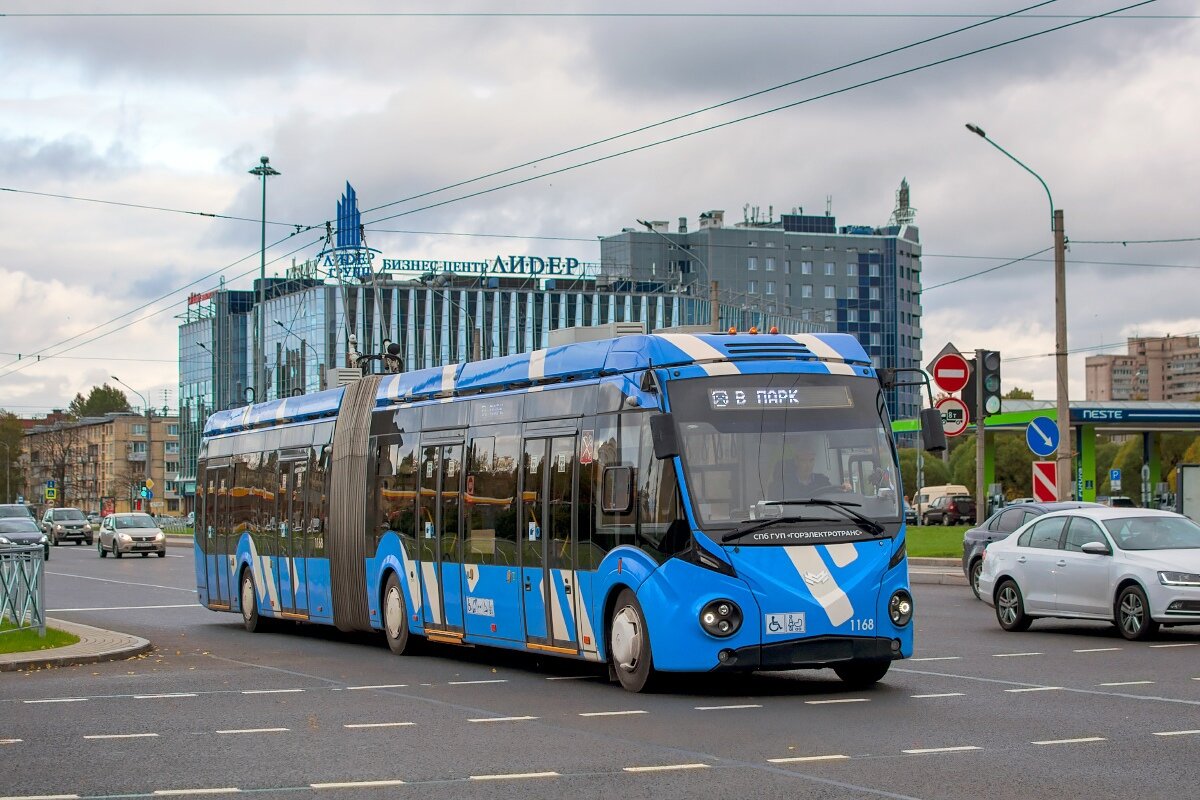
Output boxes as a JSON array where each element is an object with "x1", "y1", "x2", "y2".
[{"x1": 3, "y1": 543, "x2": 1198, "y2": 800}]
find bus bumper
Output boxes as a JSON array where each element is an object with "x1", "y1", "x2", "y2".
[{"x1": 709, "y1": 634, "x2": 902, "y2": 672}]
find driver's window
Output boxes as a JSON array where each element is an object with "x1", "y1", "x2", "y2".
[{"x1": 1064, "y1": 518, "x2": 1105, "y2": 552}]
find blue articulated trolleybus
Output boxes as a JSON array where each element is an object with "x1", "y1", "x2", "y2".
[{"x1": 196, "y1": 331, "x2": 943, "y2": 691}]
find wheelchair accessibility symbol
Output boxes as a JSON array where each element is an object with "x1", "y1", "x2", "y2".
[{"x1": 764, "y1": 612, "x2": 806, "y2": 635}]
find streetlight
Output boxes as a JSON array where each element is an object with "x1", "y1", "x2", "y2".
[
  {"x1": 274, "y1": 319, "x2": 309, "y2": 396},
  {"x1": 636, "y1": 219, "x2": 719, "y2": 331},
  {"x1": 965, "y1": 123, "x2": 1070, "y2": 500},
  {"x1": 112, "y1": 375, "x2": 152, "y2": 512},
  {"x1": 249, "y1": 155, "x2": 281, "y2": 403}
]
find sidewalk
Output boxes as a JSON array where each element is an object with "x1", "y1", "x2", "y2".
[
  {"x1": 0, "y1": 617, "x2": 151, "y2": 672},
  {"x1": 909, "y1": 557, "x2": 968, "y2": 586}
]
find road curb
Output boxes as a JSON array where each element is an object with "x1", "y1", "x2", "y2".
[
  {"x1": 0, "y1": 617, "x2": 152, "y2": 672},
  {"x1": 910, "y1": 570, "x2": 969, "y2": 586}
]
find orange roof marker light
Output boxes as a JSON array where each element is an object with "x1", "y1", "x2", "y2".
[
  {"x1": 769, "y1": 326, "x2": 779, "y2": 334},
  {"x1": 748, "y1": 326, "x2": 759, "y2": 335},
  {"x1": 728, "y1": 326, "x2": 738, "y2": 334}
]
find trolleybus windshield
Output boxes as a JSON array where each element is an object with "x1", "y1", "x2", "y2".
[{"x1": 668, "y1": 374, "x2": 901, "y2": 531}]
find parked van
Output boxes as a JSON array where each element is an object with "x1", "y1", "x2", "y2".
[{"x1": 911, "y1": 484, "x2": 971, "y2": 517}]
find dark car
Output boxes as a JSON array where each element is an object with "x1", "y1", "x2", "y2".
[
  {"x1": 0, "y1": 517, "x2": 50, "y2": 560},
  {"x1": 961, "y1": 500, "x2": 1104, "y2": 599},
  {"x1": 922, "y1": 494, "x2": 975, "y2": 526},
  {"x1": 0, "y1": 504, "x2": 35, "y2": 521}
]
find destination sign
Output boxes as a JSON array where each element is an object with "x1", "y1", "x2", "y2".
[{"x1": 708, "y1": 386, "x2": 852, "y2": 411}]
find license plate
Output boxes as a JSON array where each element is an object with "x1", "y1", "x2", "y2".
[{"x1": 765, "y1": 612, "x2": 806, "y2": 635}]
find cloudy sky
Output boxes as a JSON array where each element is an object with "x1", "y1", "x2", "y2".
[{"x1": 2, "y1": 1, "x2": 1197, "y2": 417}]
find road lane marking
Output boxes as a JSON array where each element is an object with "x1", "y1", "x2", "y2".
[
  {"x1": 310, "y1": 780, "x2": 406, "y2": 789},
  {"x1": 1149, "y1": 643, "x2": 1198, "y2": 648},
  {"x1": 240, "y1": 689, "x2": 305, "y2": 694},
  {"x1": 447, "y1": 679, "x2": 508, "y2": 685},
  {"x1": 898, "y1": 666, "x2": 1200, "y2": 708},
  {"x1": 469, "y1": 772, "x2": 559, "y2": 781},
  {"x1": 152, "y1": 790, "x2": 240, "y2": 796},
  {"x1": 623, "y1": 763, "x2": 709, "y2": 772},
  {"x1": 23, "y1": 698, "x2": 87, "y2": 704},
  {"x1": 902, "y1": 746, "x2": 982, "y2": 754},
  {"x1": 48, "y1": 604, "x2": 200, "y2": 612},
  {"x1": 993, "y1": 652, "x2": 1042, "y2": 658},
  {"x1": 1031, "y1": 736, "x2": 1106, "y2": 745},
  {"x1": 911, "y1": 693, "x2": 965, "y2": 698},
  {"x1": 1005, "y1": 687, "x2": 1063, "y2": 693},
  {"x1": 1153, "y1": 729, "x2": 1200, "y2": 737},
  {"x1": 345, "y1": 684, "x2": 407, "y2": 690},
  {"x1": 768, "y1": 754, "x2": 850, "y2": 764},
  {"x1": 1073, "y1": 647, "x2": 1122, "y2": 653},
  {"x1": 695, "y1": 704, "x2": 763, "y2": 711},
  {"x1": 546, "y1": 675, "x2": 591, "y2": 680},
  {"x1": 578, "y1": 710, "x2": 647, "y2": 717},
  {"x1": 1098, "y1": 681, "x2": 1154, "y2": 687},
  {"x1": 467, "y1": 716, "x2": 538, "y2": 723},
  {"x1": 0, "y1": 739, "x2": 23, "y2": 744},
  {"x1": 216, "y1": 728, "x2": 289, "y2": 734},
  {"x1": 84, "y1": 733, "x2": 159, "y2": 740},
  {"x1": 0, "y1": 795, "x2": 80, "y2": 800},
  {"x1": 44, "y1": 571, "x2": 194, "y2": 593},
  {"x1": 136, "y1": 693, "x2": 198, "y2": 699},
  {"x1": 908, "y1": 656, "x2": 961, "y2": 662},
  {"x1": 805, "y1": 698, "x2": 869, "y2": 705},
  {"x1": 343, "y1": 722, "x2": 415, "y2": 729}
]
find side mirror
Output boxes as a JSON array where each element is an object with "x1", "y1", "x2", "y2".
[
  {"x1": 919, "y1": 407, "x2": 947, "y2": 453},
  {"x1": 648, "y1": 413, "x2": 679, "y2": 460},
  {"x1": 1080, "y1": 541, "x2": 1111, "y2": 556}
]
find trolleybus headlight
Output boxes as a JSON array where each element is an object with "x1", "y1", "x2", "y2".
[
  {"x1": 888, "y1": 590, "x2": 913, "y2": 627},
  {"x1": 699, "y1": 599, "x2": 742, "y2": 637}
]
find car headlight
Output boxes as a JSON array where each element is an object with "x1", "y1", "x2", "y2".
[
  {"x1": 154, "y1": 532, "x2": 165, "y2": 541},
  {"x1": 55, "y1": 524, "x2": 64, "y2": 531},
  {"x1": 889, "y1": 590, "x2": 914, "y2": 626},
  {"x1": 0, "y1": 537, "x2": 11, "y2": 545},
  {"x1": 118, "y1": 532, "x2": 132, "y2": 542},
  {"x1": 85, "y1": 523, "x2": 93, "y2": 532},
  {"x1": 698, "y1": 599, "x2": 743, "y2": 637},
  {"x1": 1158, "y1": 571, "x2": 1200, "y2": 587},
  {"x1": 39, "y1": 535, "x2": 48, "y2": 544}
]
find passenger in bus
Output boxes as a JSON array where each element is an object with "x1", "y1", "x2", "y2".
[{"x1": 762, "y1": 437, "x2": 849, "y2": 501}]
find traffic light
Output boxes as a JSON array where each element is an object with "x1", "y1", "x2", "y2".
[{"x1": 962, "y1": 350, "x2": 1003, "y2": 417}]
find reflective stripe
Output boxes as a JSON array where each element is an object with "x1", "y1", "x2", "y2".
[
  {"x1": 824, "y1": 543, "x2": 859, "y2": 568},
  {"x1": 529, "y1": 349, "x2": 547, "y2": 381},
  {"x1": 785, "y1": 546, "x2": 854, "y2": 626},
  {"x1": 440, "y1": 365, "x2": 456, "y2": 394}
]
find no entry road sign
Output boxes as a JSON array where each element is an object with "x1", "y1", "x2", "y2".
[{"x1": 931, "y1": 352, "x2": 971, "y2": 393}]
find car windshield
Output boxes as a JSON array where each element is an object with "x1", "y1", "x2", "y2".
[
  {"x1": 52, "y1": 509, "x2": 86, "y2": 521},
  {"x1": 0, "y1": 518, "x2": 41, "y2": 533},
  {"x1": 667, "y1": 373, "x2": 901, "y2": 529},
  {"x1": 115, "y1": 515, "x2": 157, "y2": 529},
  {"x1": 0, "y1": 506, "x2": 31, "y2": 518},
  {"x1": 1103, "y1": 515, "x2": 1200, "y2": 550}
]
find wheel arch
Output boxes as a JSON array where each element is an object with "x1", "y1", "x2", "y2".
[{"x1": 991, "y1": 573, "x2": 1018, "y2": 605}]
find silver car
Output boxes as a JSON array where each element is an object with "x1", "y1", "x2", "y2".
[
  {"x1": 41, "y1": 507, "x2": 93, "y2": 546},
  {"x1": 97, "y1": 512, "x2": 167, "y2": 558},
  {"x1": 978, "y1": 508, "x2": 1200, "y2": 640}
]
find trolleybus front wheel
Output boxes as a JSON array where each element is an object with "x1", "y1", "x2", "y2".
[
  {"x1": 609, "y1": 589, "x2": 657, "y2": 693},
  {"x1": 832, "y1": 658, "x2": 891, "y2": 688}
]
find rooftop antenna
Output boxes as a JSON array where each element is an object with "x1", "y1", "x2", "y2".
[
  {"x1": 890, "y1": 177, "x2": 917, "y2": 226},
  {"x1": 825, "y1": 195, "x2": 833, "y2": 217}
]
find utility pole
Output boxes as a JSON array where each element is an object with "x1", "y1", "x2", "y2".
[
  {"x1": 1053, "y1": 209, "x2": 1071, "y2": 499},
  {"x1": 975, "y1": 348, "x2": 987, "y2": 524},
  {"x1": 710, "y1": 281, "x2": 720, "y2": 331}
]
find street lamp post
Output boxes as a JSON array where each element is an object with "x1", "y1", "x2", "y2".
[
  {"x1": 249, "y1": 155, "x2": 281, "y2": 403},
  {"x1": 0, "y1": 441, "x2": 10, "y2": 503},
  {"x1": 636, "y1": 219, "x2": 719, "y2": 331},
  {"x1": 966, "y1": 124, "x2": 1071, "y2": 500},
  {"x1": 112, "y1": 375, "x2": 152, "y2": 512}
]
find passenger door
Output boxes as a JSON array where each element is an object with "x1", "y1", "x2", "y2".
[
  {"x1": 416, "y1": 441, "x2": 465, "y2": 635},
  {"x1": 204, "y1": 465, "x2": 234, "y2": 609},
  {"x1": 276, "y1": 459, "x2": 310, "y2": 619},
  {"x1": 520, "y1": 435, "x2": 578, "y2": 652},
  {"x1": 1055, "y1": 517, "x2": 1113, "y2": 616},
  {"x1": 1016, "y1": 516, "x2": 1068, "y2": 613}
]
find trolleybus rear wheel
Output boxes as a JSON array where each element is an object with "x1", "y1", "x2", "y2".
[
  {"x1": 240, "y1": 569, "x2": 263, "y2": 633},
  {"x1": 609, "y1": 589, "x2": 657, "y2": 693},
  {"x1": 383, "y1": 573, "x2": 414, "y2": 655}
]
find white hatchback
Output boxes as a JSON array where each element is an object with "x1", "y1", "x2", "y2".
[{"x1": 977, "y1": 507, "x2": 1200, "y2": 640}]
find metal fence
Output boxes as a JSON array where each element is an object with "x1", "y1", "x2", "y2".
[{"x1": 1, "y1": 545, "x2": 46, "y2": 637}]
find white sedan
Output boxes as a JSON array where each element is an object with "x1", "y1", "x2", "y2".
[{"x1": 977, "y1": 507, "x2": 1200, "y2": 640}]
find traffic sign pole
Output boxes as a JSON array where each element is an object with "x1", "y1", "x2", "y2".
[{"x1": 975, "y1": 348, "x2": 987, "y2": 525}]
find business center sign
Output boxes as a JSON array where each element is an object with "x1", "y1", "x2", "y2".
[{"x1": 381, "y1": 255, "x2": 583, "y2": 277}]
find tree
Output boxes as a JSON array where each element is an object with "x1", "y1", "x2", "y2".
[
  {"x1": 1003, "y1": 386, "x2": 1034, "y2": 400},
  {"x1": 68, "y1": 384, "x2": 131, "y2": 418},
  {"x1": 1, "y1": 412, "x2": 23, "y2": 503},
  {"x1": 31, "y1": 422, "x2": 84, "y2": 506},
  {"x1": 897, "y1": 448, "x2": 950, "y2": 497}
]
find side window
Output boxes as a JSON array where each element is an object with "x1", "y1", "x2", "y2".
[
  {"x1": 994, "y1": 508, "x2": 1027, "y2": 533},
  {"x1": 1027, "y1": 517, "x2": 1067, "y2": 549},
  {"x1": 375, "y1": 439, "x2": 418, "y2": 553},
  {"x1": 1064, "y1": 518, "x2": 1107, "y2": 552},
  {"x1": 464, "y1": 427, "x2": 519, "y2": 567},
  {"x1": 592, "y1": 413, "x2": 639, "y2": 554}
]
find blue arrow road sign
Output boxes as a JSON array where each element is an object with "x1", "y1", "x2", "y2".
[{"x1": 1026, "y1": 416, "x2": 1060, "y2": 457}]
